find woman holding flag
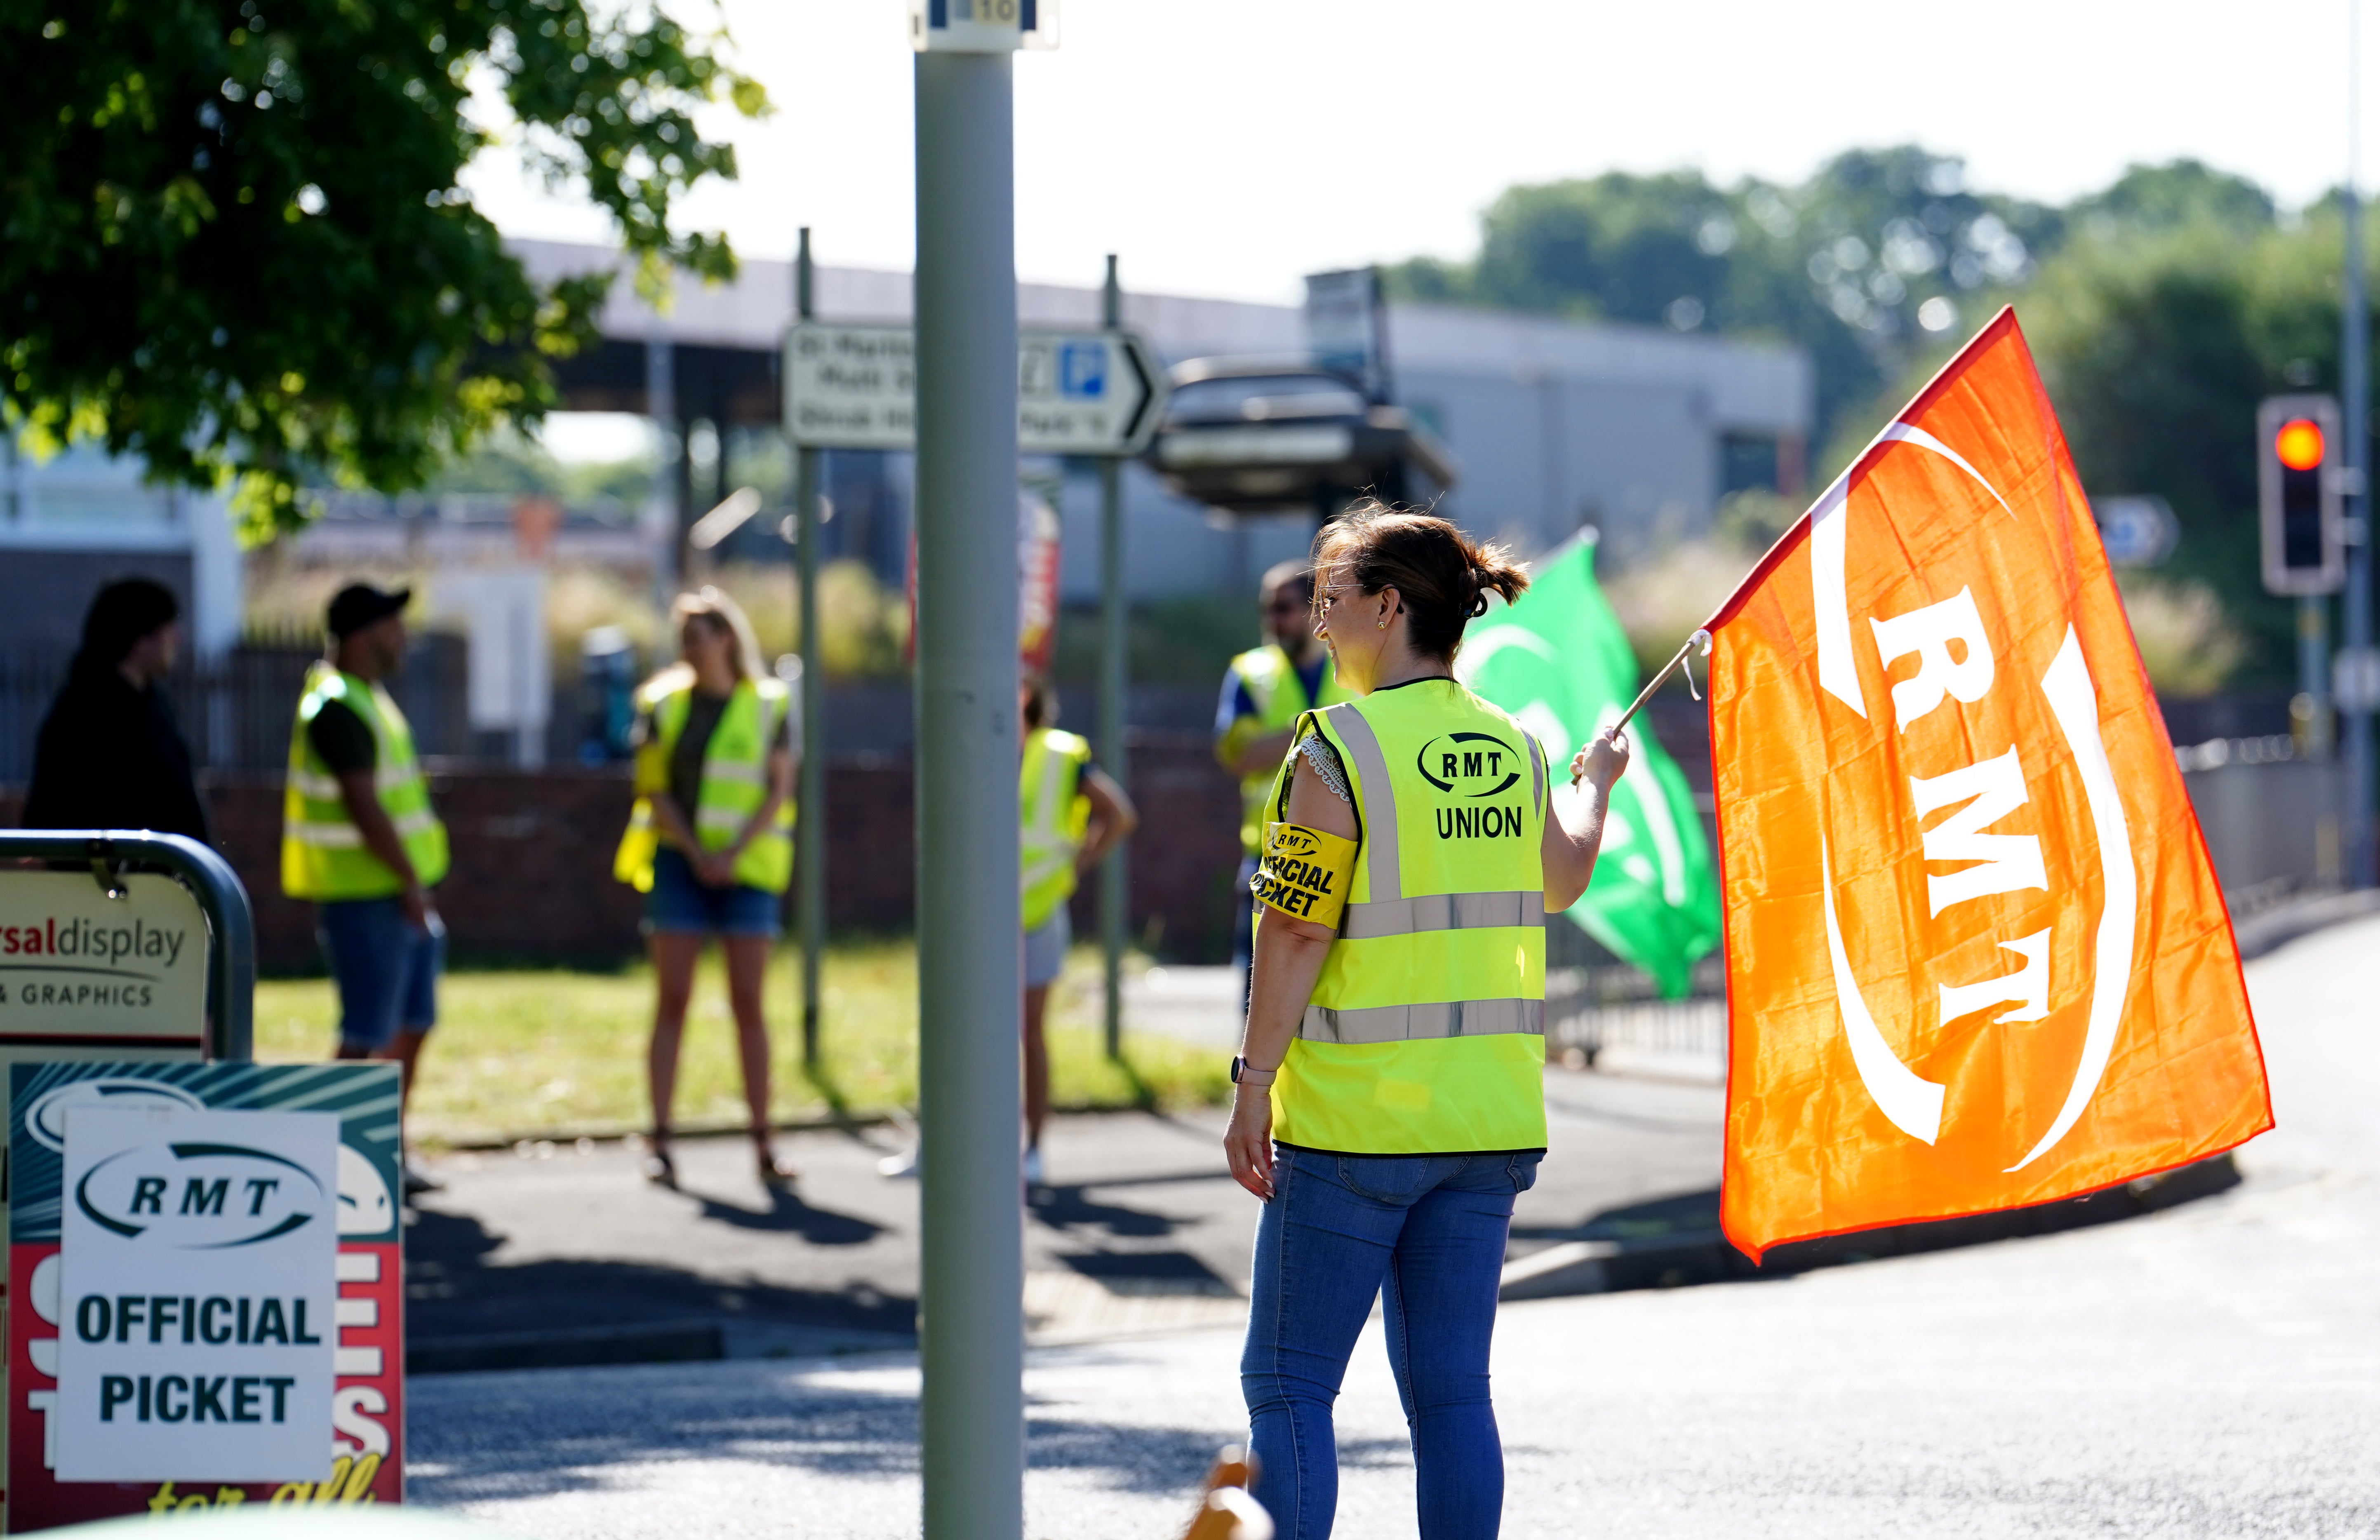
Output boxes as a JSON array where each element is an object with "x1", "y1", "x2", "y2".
[{"x1": 1225, "y1": 502, "x2": 1629, "y2": 1539}]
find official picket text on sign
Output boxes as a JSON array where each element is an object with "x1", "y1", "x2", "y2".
[
  {"x1": 54, "y1": 1105, "x2": 338, "y2": 1481},
  {"x1": 9, "y1": 1061, "x2": 407, "y2": 1531}
]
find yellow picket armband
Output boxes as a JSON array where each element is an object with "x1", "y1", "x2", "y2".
[{"x1": 1251, "y1": 821, "x2": 1357, "y2": 928}]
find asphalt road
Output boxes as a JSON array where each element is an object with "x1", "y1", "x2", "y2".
[
  {"x1": 405, "y1": 1063, "x2": 1728, "y2": 1355},
  {"x1": 407, "y1": 913, "x2": 2380, "y2": 1538}
]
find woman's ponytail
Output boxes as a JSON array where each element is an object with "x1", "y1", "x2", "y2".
[{"x1": 1311, "y1": 501, "x2": 1531, "y2": 662}]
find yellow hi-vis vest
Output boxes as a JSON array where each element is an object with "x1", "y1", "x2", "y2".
[
  {"x1": 1218, "y1": 644, "x2": 1348, "y2": 858},
  {"x1": 1266, "y1": 679, "x2": 1550, "y2": 1154},
  {"x1": 280, "y1": 664, "x2": 450, "y2": 901},
  {"x1": 1021, "y1": 727, "x2": 1093, "y2": 932},
  {"x1": 612, "y1": 677, "x2": 795, "y2": 895}
]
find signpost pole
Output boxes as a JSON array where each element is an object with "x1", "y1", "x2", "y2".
[
  {"x1": 2300, "y1": 596, "x2": 2335, "y2": 759},
  {"x1": 795, "y1": 230, "x2": 828, "y2": 1070},
  {"x1": 2347, "y1": 0, "x2": 2376, "y2": 888},
  {"x1": 1099, "y1": 255, "x2": 1128, "y2": 1061},
  {"x1": 914, "y1": 40, "x2": 1024, "y2": 1540}
]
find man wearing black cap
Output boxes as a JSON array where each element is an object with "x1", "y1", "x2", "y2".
[
  {"x1": 281, "y1": 584, "x2": 451, "y2": 1196},
  {"x1": 24, "y1": 578, "x2": 211, "y2": 841}
]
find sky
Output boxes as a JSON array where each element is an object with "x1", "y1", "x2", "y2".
[{"x1": 468, "y1": 0, "x2": 2380, "y2": 313}]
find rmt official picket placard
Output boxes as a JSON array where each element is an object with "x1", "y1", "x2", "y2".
[
  {"x1": 9, "y1": 1062, "x2": 405, "y2": 1532},
  {"x1": 54, "y1": 1103, "x2": 337, "y2": 1481}
]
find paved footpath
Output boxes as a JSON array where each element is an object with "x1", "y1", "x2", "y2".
[
  {"x1": 411, "y1": 915, "x2": 2380, "y2": 1538},
  {"x1": 406, "y1": 1052, "x2": 1724, "y2": 1355}
]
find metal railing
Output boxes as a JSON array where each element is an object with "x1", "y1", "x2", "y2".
[
  {"x1": 2177, "y1": 736, "x2": 2347, "y2": 910},
  {"x1": 0, "y1": 638, "x2": 470, "y2": 782},
  {"x1": 1539, "y1": 733, "x2": 2352, "y2": 1081},
  {"x1": 309, "y1": 489, "x2": 645, "y2": 528},
  {"x1": 1544, "y1": 920, "x2": 1728, "y2": 1071}
]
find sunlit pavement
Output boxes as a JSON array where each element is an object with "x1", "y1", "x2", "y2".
[
  {"x1": 404, "y1": 1026, "x2": 1724, "y2": 1358},
  {"x1": 409, "y1": 915, "x2": 2380, "y2": 1538}
]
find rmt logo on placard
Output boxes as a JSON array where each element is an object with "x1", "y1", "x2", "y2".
[
  {"x1": 75, "y1": 1143, "x2": 327, "y2": 1250},
  {"x1": 1416, "y1": 731, "x2": 1527, "y2": 840}
]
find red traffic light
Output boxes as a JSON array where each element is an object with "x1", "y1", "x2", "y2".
[{"x1": 2276, "y1": 417, "x2": 2326, "y2": 471}]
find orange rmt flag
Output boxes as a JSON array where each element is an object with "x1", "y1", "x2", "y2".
[{"x1": 1710, "y1": 308, "x2": 2271, "y2": 1260}]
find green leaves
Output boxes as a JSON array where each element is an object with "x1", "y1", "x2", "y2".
[
  {"x1": 1383, "y1": 147, "x2": 2063, "y2": 448},
  {"x1": 0, "y1": 0, "x2": 768, "y2": 543}
]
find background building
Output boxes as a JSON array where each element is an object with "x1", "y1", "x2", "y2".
[
  {"x1": 0, "y1": 441, "x2": 244, "y2": 658},
  {"x1": 510, "y1": 239, "x2": 1814, "y2": 599}
]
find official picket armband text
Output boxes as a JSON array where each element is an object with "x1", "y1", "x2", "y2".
[{"x1": 1251, "y1": 821, "x2": 1356, "y2": 928}]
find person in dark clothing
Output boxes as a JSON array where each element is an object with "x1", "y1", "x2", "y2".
[{"x1": 22, "y1": 579, "x2": 210, "y2": 842}]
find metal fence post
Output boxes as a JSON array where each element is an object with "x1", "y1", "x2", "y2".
[
  {"x1": 2346, "y1": 24, "x2": 2377, "y2": 887},
  {"x1": 1098, "y1": 255, "x2": 1129, "y2": 1060},
  {"x1": 795, "y1": 229, "x2": 828, "y2": 1070}
]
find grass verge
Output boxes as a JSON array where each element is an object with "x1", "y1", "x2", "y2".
[{"x1": 254, "y1": 940, "x2": 1229, "y2": 1148}]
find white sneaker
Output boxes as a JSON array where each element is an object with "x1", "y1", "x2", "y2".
[
  {"x1": 877, "y1": 1147, "x2": 920, "y2": 1179},
  {"x1": 1023, "y1": 1147, "x2": 1046, "y2": 1187}
]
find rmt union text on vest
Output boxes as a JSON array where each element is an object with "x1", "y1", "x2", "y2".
[{"x1": 1436, "y1": 804, "x2": 1526, "y2": 840}]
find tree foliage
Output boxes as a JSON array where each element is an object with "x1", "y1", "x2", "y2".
[
  {"x1": 1391, "y1": 147, "x2": 2063, "y2": 444},
  {"x1": 2020, "y1": 206, "x2": 2347, "y2": 684},
  {"x1": 0, "y1": 0, "x2": 767, "y2": 541},
  {"x1": 1395, "y1": 150, "x2": 2350, "y2": 685}
]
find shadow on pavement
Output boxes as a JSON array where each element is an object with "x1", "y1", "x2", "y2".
[
  {"x1": 411, "y1": 1357, "x2": 1352, "y2": 1502},
  {"x1": 1506, "y1": 1152, "x2": 2242, "y2": 1295},
  {"x1": 1058, "y1": 1249, "x2": 1235, "y2": 1293},
  {"x1": 1029, "y1": 1183, "x2": 1189, "y2": 1240},
  {"x1": 405, "y1": 1204, "x2": 915, "y2": 1369},
  {"x1": 693, "y1": 1186, "x2": 884, "y2": 1246}
]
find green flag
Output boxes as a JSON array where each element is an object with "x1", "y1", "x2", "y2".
[{"x1": 1457, "y1": 534, "x2": 1721, "y2": 998}]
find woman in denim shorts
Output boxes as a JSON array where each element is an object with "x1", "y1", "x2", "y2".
[{"x1": 621, "y1": 590, "x2": 797, "y2": 1190}]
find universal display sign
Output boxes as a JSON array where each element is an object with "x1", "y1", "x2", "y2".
[
  {"x1": 6, "y1": 1063, "x2": 404, "y2": 1532},
  {"x1": 0, "y1": 874, "x2": 206, "y2": 1048}
]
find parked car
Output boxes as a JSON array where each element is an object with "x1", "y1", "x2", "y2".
[{"x1": 1146, "y1": 357, "x2": 1458, "y2": 518}]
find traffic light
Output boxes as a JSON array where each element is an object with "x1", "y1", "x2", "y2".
[{"x1": 2259, "y1": 393, "x2": 2346, "y2": 595}]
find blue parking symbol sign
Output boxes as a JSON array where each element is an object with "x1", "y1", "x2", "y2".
[{"x1": 1058, "y1": 341, "x2": 1107, "y2": 400}]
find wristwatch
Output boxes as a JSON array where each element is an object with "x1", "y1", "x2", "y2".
[{"x1": 1230, "y1": 1056, "x2": 1277, "y2": 1087}]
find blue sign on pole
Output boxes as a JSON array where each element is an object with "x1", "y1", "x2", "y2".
[{"x1": 1058, "y1": 341, "x2": 1107, "y2": 400}]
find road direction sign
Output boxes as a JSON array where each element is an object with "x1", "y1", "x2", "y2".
[
  {"x1": 2091, "y1": 494, "x2": 2178, "y2": 567},
  {"x1": 783, "y1": 323, "x2": 1163, "y2": 456}
]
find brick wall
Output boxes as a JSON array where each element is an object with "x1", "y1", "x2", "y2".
[{"x1": 0, "y1": 733, "x2": 1247, "y2": 969}]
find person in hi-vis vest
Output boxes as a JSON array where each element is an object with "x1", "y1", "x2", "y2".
[
  {"x1": 1017, "y1": 677, "x2": 1135, "y2": 1187},
  {"x1": 1224, "y1": 505, "x2": 1630, "y2": 1540},
  {"x1": 613, "y1": 589, "x2": 797, "y2": 1191},
  {"x1": 877, "y1": 678, "x2": 1136, "y2": 1186},
  {"x1": 281, "y1": 583, "x2": 450, "y2": 1197},
  {"x1": 1214, "y1": 560, "x2": 1349, "y2": 1017}
]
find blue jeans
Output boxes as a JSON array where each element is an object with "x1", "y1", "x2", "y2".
[
  {"x1": 319, "y1": 898, "x2": 444, "y2": 1053},
  {"x1": 1242, "y1": 1145, "x2": 1540, "y2": 1540}
]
